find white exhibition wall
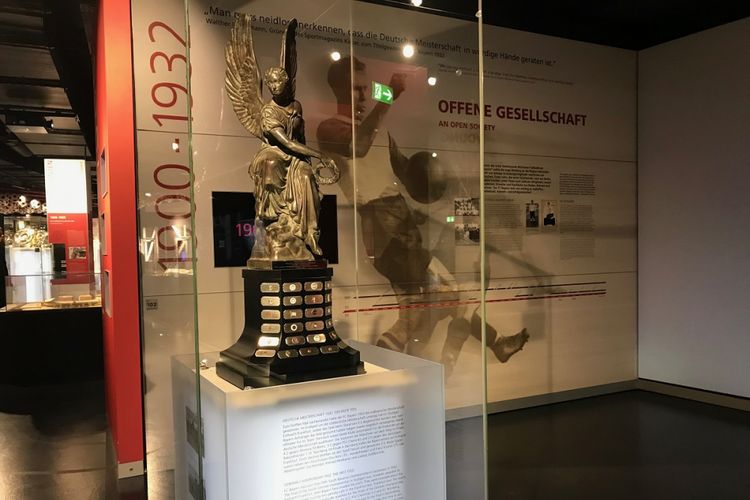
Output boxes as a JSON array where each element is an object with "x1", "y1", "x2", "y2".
[
  {"x1": 120, "y1": 2, "x2": 750, "y2": 496},
  {"x1": 132, "y1": 0, "x2": 637, "y2": 413},
  {"x1": 131, "y1": 0, "x2": 639, "y2": 486},
  {"x1": 638, "y1": 18, "x2": 750, "y2": 398}
]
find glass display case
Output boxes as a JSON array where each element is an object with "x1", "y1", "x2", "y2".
[
  {"x1": 3, "y1": 215, "x2": 53, "y2": 307},
  {"x1": 2, "y1": 272, "x2": 101, "y2": 312},
  {"x1": 130, "y1": 0, "x2": 637, "y2": 498},
  {"x1": 132, "y1": 1, "x2": 488, "y2": 497},
  {"x1": 3, "y1": 215, "x2": 52, "y2": 279},
  {"x1": 2, "y1": 214, "x2": 102, "y2": 312}
]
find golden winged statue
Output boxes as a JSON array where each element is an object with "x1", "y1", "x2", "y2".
[{"x1": 226, "y1": 15, "x2": 339, "y2": 264}]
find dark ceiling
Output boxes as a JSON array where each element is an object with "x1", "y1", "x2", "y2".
[
  {"x1": 370, "y1": 0, "x2": 750, "y2": 50},
  {"x1": 0, "y1": 0, "x2": 96, "y2": 203},
  {"x1": 0, "y1": 0, "x2": 748, "y2": 205}
]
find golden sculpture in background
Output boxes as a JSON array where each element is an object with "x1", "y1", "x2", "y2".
[{"x1": 11, "y1": 227, "x2": 48, "y2": 248}]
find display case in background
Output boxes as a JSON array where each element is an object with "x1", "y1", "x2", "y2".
[
  {"x1": 1, "y1": 213, "x2": 102, "y2": 385},
  {"x1": 3, "y1": 215, "x2": 53, "y2": 304},
  {"x1": 2, "y1": 272, "x2": 102, "y2": 312},
  {"x1": 3, "y1": 215, "x2": 51, "y2": 269},
  {"x1": 2, "y1": 214, "x2": 102, "y2": 313}
]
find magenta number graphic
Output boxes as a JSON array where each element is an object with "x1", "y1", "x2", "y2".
[{"x1": 235, "y1": 222, "x2": 254, "y2": 237}]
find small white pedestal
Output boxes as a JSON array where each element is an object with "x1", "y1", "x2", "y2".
[
  {"x1": 172, "y1": 341, "x2": 446, "y2": 500},
  {"x1": 8, "y1": 247, "x2": 52, "y2": 302}
]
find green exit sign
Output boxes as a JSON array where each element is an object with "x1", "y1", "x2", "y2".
[{"x1": 372, "y1": 81, "x2": 394, "y2": 104}]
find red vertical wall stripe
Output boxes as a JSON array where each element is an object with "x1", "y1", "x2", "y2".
[{"x1": 96, "y1": 0, "x2": 144, "y2": 466}]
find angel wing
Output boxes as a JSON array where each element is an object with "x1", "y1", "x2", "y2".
[
  {"x1": 279, "y1": 19, "x2": 298, "y2": 99},
  {"x1": 225, "y1": 14, "x2": 263, "y2": 139}
]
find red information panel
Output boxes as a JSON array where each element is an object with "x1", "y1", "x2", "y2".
[{"x1": 47, "y1": 213, "x2": 91, "y2": 284}]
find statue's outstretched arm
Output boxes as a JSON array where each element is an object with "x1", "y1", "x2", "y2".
[{"x1": 269, "y1": 127, "x2": 326, "y2": 160}]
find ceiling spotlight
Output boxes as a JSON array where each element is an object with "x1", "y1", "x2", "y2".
[
  {"x1": 411, "y1": 0, "x2": 423, "y2": 6},
  {"x1": 402, "y1": 44, "x2": 415, "y2": 58},
  {"x1": 431, "y1": 152, "x2": 438, "y2": 158},
  {"x1": 427, "y1": 76, "x2": 437, "y2": 86},
  {"x1": 330, "y1": 51, "x2": 341, "y2": 62},
  {"x1": 145, "y1": 192, "x2": 152, "y2": 198}
]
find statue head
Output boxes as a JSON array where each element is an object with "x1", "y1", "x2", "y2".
[{"x1": 265, "y1": 67, "x2": 289, "y2": 97}]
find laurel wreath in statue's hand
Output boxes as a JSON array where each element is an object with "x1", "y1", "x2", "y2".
[{"x1": 314, "y1": 157, "x2": 340, "y2": 185}]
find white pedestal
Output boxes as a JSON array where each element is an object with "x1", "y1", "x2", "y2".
[
  {"x1": 8, "y1": 247, "x2": 52, "y2": 302},
  {"x1": 172, "y1": 341, "x2": 446, "y2": 500}
]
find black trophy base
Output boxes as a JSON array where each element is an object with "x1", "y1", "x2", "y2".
[
  {"x1": 216, "y1": 360, "x2": 365, "y2": 388},
  {"x1": 216, "y1": 263, "x2": 363, "y2": 389}
]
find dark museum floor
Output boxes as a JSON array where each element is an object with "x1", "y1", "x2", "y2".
[{"x1": 0, "y1": 383, "x2": 748, "y2": 500}]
